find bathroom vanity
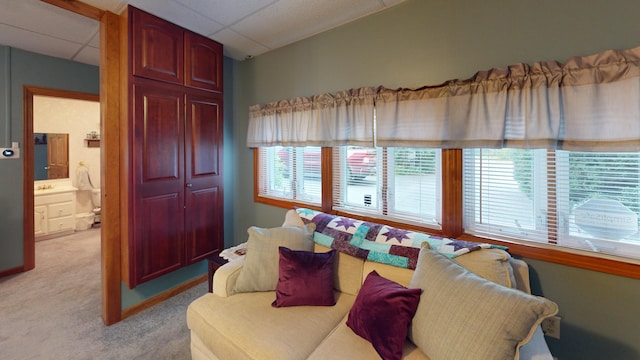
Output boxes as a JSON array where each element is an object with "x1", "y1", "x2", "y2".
[{"x1": 34, "y1": 179, "x2": 77, "y2": 240}]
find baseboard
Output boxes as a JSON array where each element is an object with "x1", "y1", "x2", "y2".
[
  {"x1": 0, "y1": 265, "x2": 25, "y2": 278},
  {"x1": 120, "y1": 274, "x2": 207, "y2": 320}
]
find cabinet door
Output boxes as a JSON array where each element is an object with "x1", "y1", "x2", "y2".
[
  {"x1": 130, "y1": 6, "x2": 184, "y2": 85},
  {"x1": 184, "y1": 32, "x2": 223, "y2": 92},
  {"x1": 131, "y1": 79, "x2": 185, "y2": 285},
  {"x1": 184, "y1": 90, "x2": 224, "y2": 263}
]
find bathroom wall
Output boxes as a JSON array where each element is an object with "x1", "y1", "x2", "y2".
[{"x1": 33, "y1": 95, "x2": 101, "y2": 214}]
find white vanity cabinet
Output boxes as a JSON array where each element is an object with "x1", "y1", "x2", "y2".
[{"x1": 34, "y1": 189, "x2": 76, "y2": 240}]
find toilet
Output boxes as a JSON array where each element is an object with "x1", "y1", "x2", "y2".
[
  {"x1": 75, "y1": 212, "x2": 95, "y2": 230},
  {"x1": 75, "y1": 188, "x2": 101, "y2": 231},
  {"x1": 91, "y1": 188, "x2": 101, "y2": 225}
]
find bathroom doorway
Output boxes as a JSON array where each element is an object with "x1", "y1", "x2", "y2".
[{"x1": 23, "y1": 86, "x2": 100, "y2": 267}]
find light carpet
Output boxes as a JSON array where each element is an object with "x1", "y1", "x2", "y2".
[{"x1": 0, "y1": 228, "x2": 206, "y2": 360}]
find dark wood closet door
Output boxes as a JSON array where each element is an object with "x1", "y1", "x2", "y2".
[
  {"x1": 184, "y1": 31, "x2": 223, "y2": 92},
  {"x1": 131, "y1": 79, "x2": 185, "y2": 285},
  {"x1": 131, "y1": 7, "x2": 184, "y2": 85},
  {"x1": 184, "y1": 90, "x2": 224, "y2": 263}
]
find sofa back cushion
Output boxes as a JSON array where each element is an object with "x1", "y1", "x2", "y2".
[
  {"x1": 363, "y1": 260, "x2": 415, "y2": 288},
  {"x1": 315, "y1": 243, "x2": 364, "y2": 296},
  {"x1": 235, "y1": 224, "x2": 315, "y2": 293}
]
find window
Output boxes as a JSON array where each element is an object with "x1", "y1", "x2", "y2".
[
  {"x1": 463, "y1": 149, "x2": 640, "y2": 260},
  {"x1": 256, "y1": 146, "x2": 321, "y2": 206},
  {"x1": 333, "y1": 146, "x2": 441, "y2": 227}
]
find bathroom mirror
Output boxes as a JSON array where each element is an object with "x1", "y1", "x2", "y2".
[{"x1": 34, "y1": 133, "x2": 69, "y2": 180}]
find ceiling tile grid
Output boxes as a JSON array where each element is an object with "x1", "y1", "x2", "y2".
[{"x1": 0, "y1": 0, "x2": 408, "y2": 65}]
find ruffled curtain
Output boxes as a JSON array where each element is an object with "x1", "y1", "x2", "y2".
[
  {"x1": 560, "y1": 47, "x2": 640, "y2": 151},
  {"x1": 246, "y1": 87, "x2": 376, "y2": 147},
  {"x1": 247, "y1": 46, "x2": 640, "y2": 151}
]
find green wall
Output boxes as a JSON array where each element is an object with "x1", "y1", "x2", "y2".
[
  {"x1": 231, "y1": 0, "x2": 640, "y2": 359},
  {"x1": 0, "y1": 47, "x2": 99, "y2": 270}
]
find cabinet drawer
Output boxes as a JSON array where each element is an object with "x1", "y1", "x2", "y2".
[
  {"x1": 48, "y1": 202, "x2": 74, "y2": 218},
  {"x1": 35, "y1": 192, "x2": 74, "y2": 205},
  {"x1": 48, "y1": 216, "x2": 75, "y2": 233}
]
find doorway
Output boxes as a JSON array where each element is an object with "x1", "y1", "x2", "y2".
[{"x1": 23, "y1": 86, "x2": 100, "y2": 268}]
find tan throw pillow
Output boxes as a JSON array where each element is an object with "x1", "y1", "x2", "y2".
[
  {"x1": 453, "y1": 248, "x2": 516, "y2": 288},
  {"x1": 234, "y1": 224, "x2": 315, "y2": 293},
  {"x1": 408, "y1": 248, "x2": 558, "y2": 360}
]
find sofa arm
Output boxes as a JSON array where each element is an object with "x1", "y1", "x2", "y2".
[{"x1": 212, "y1": 257, "x2": 245, "y2": 297}]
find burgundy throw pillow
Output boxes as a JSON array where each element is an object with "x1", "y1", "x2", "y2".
[
  {"x1": 272, "y1": 247, "x2": 337, "y2": 307},
  {"x1": 346, "y1": 270, "x2": 422, "y2": 360}
]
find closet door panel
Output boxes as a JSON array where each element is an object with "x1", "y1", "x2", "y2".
[
  {"x1": 131, "y1": 79, "x2": 185, "y2": 286},
  {"x1": 135, "y1": 193, "x2": 184, "y2": 283},
  {"x1": 185, "y1": 31, "x2": 223, "y2": 92},
  {"x1": 131, "y1": 7, "x2": 184, "y2": 85},
  {"x1": 184, "y1": 91, "x2": 223, "y2": 263},
  {"x1": 185, "y1": 187, "x2": 222, "y2": 263}
]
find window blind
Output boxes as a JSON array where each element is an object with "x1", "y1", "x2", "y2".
[
  {"x1": 333, "y1": 146, "x2": 441, "y2": 227},
  {"x1": 257, "y1": 146, "x2": 321, "y2": 205},
  {"x1": 463, "y1": 149, "x2": 640, "y2": 259}
]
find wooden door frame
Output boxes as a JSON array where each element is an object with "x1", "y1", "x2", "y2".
[
  {"x1": 36, "y1": 0, "x2": 122, "y2": 325},
  {"x1": 23, "y1": 86, "x2": 99, "y2": 271}
]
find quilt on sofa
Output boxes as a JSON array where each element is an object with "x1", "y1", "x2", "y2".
[{"x1": 296, "y1": 208, "x2": 506, "y2": 270}]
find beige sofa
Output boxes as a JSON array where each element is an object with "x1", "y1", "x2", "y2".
[{"x1": 187, "y1": 210, "x2": 557, "y2": 360}]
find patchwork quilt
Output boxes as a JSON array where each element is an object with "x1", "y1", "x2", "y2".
[{"x1": 296, "y1": 208, "x2": 507, "y2": 270}]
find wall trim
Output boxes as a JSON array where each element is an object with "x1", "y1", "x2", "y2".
[{"x1": 120, "y1": 275, "x2": 207, "y2": 320}]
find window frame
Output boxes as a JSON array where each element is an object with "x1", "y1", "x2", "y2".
[{"x1": 254, "y1": 148, "x2": 640, "y2": 280}]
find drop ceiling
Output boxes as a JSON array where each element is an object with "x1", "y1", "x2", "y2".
[{"x1": 0, "y1": 0, "x2": 407, "y2": 66}]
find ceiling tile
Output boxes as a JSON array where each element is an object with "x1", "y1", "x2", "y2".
[
  {"x1": 231, "y1": 0, "x2": 384, "y2": 50},
  {"x1": 88, "y1": 31, "x2": 100, "y2": 48},
  {"x1": 175, "y1": 0, "x2": 278, "y2": 26},
  {"x1": 73, "y1": 45, "x2": 101, "y2": 66},
  {"x1": 129, "y1": 0, "x2": 224, "y2": 35},
  {"x1": 0, "y1": 24, "x2": 83, "y2": 61},
  {"x1": 211, "y1": 28, "x2": 270, "y2": 60},
  {"x1": 0, "y1": 0, "x2": 98, "y2": 44}
]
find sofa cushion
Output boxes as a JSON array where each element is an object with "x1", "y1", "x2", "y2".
[
  {"x1": 272, "y1": 247, "x2": 337, "y2": 307},
  {"x1": 315, "y1": 243, "x2": 365, "y2": 296},
  {"x1": 363, "y1": 260, "x2": 415, "y2": 287},
  {"x1": 234, "y1": 224, "x2": 315, "y2": 293},
  {"x1": 187, "y1": 291, "x2": 355, "y2": 360},
  {"x1": 308, "y1": 316, "x2": 430, "y2": 360},
  {"x1": 408, "y1": 248, "x2": 558, "y2": 360},
  {"x1": 347, "y1": 271, "x2": 422, "y2": 360}
]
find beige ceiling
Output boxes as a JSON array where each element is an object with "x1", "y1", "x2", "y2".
[{"x1": 0, "y1": 0, "x2": 407, "y2": 66}]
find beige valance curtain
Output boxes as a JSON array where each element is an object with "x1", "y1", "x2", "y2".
[
  {"x1": 246, "y1": 87, "x2": 376, "y2": 147},
  {"x1": 247, "y1": 46, "x2": 640, "y2": 151}
]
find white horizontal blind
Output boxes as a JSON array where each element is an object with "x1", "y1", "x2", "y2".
[
  {"x1": 332, "y1": 146, "x2": 380, "y2": 215},
  {"x1": 257, "y1": 146, "x2": 321, "y2": 205},
  {"x1": 463, "y1": 148, "x2": 640, "y2": 260},
  {"x1": 333, "y1": 146, "x2": 441, "y2": 227},
  {"x1": 463, "y1": 149, "x2": 550, "y2": 243},
  {"x1": 555, "y1": 151, "x2": 640, "y2": 259}
]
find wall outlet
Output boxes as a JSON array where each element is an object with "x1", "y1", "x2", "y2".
[{"x1": 542, "y1": 315, "x2": 561, "y2": 339}]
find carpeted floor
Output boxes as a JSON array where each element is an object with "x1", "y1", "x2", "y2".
[{"x1": 0, "y1": 228, "x2": 206, "y2": 360}]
